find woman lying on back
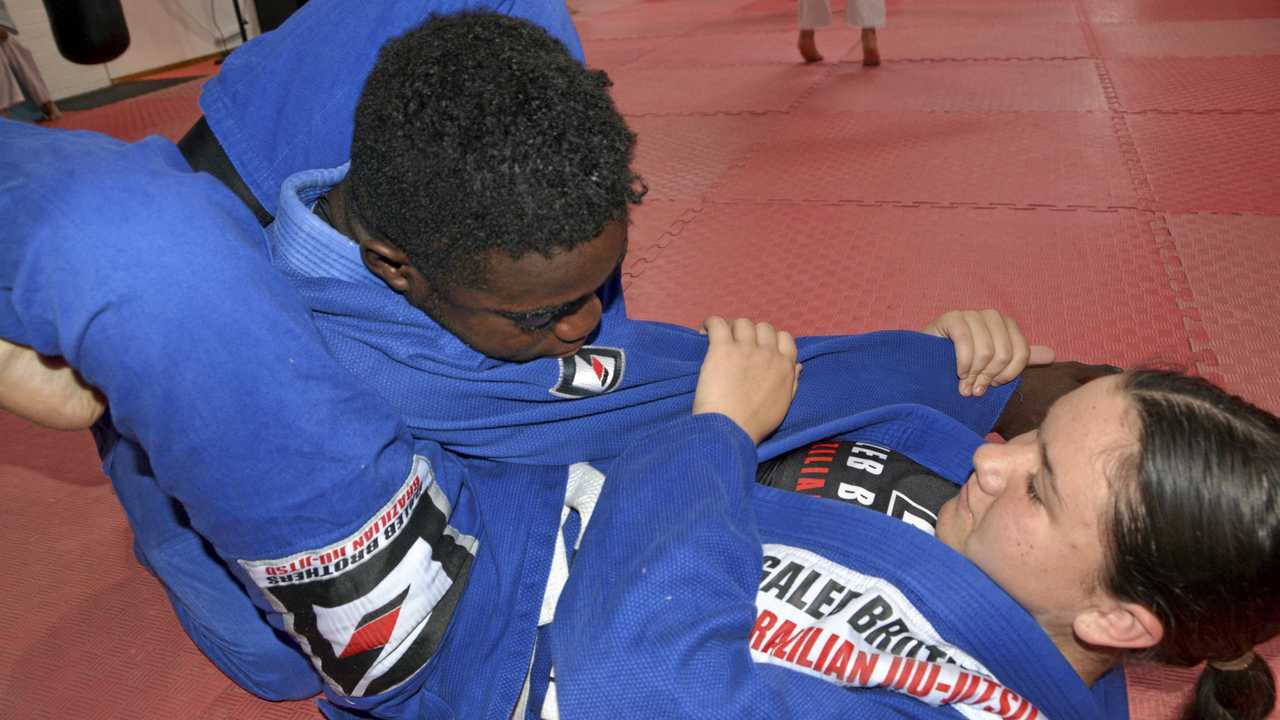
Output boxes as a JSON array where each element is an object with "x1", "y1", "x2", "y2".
[{"x1": 548, "y1": 317, "x2": 1279, "y2": 720}]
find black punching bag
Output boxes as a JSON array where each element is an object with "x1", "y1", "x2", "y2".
[{"x1": 42, "y1": 0, "x2": 130, "y2": 65}]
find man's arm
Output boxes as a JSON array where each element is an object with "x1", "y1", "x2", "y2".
[{"x1": 921, "y1": 308, "x2": 1120, "y2": 438}]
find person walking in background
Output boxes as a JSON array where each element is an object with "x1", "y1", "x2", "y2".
[
  {"x1": 0, "y1": 0, "x2": 62, "y2": 121},
  {"x1": 798, "y1": 0, "x2": 884, "y2": 66}
]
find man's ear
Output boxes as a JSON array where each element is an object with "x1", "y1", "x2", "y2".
[
  {"x1": 358, "y1": 235, "x2": 417, "y2": 295},
  {"x1": 1073, "y1": 601, "x2": 1164, "y2": 652}
]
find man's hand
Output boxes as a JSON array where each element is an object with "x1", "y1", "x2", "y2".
[
  {"x1": 993, "y1": 361, "x2": 1122, "y2": 439},
  {"x1": 693, "y1": 317, "x2": 801, "y2": 445},
  {"x1": 0, "y1": 338, "x2": 106, "y2": 430},
  {"x1": 923, "y1": 309, "x2": 1055, "y2": 397}
]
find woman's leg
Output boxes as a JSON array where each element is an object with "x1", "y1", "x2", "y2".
[
  {"x1": 847, "y1": 0, "x2": 886, "y2": 66},
  {"x1": 797, "y1": 0, "x2": 833, "y2": 63}
]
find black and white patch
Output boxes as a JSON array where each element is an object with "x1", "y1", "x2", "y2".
[
  {"x1": 549, "y1": 346, "x2": 625, "y2": 398},
  {"x1": 239, "y1": 456, "x2": 478, "y2": 697}
]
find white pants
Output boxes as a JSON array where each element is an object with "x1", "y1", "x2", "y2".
[
  {"x1": 0, "y1": 36, "x2": 53, "y2": 110},
  {"x1": 798, "y1": 0, "x2": 886, "y2": 30}
]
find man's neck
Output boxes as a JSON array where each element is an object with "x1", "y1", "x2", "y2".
[{"x1": 320, "y1": 178, "x2": 358, "y2": 242}]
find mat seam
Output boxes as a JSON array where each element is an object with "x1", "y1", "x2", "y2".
[
  {"x1": 622, "y1": 203, "x2": 706, "y2": 286},
  {"x1": 1074, "y1": 0, "x2": 1217, "y2": 381}
]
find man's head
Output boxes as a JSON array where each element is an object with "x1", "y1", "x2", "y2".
[{"x1": 347, "y1": 11, "x2": 644, "y2": 361}]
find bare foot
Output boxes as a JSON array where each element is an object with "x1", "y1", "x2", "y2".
[
  {"x1": 39, "y1": 102, "x2": 62, "y2": 122},
  {"x1": 798, "y1": 29, "x2": 823, "y2": 63},
  {"x1": 861, "y1": 28, "x2": 880, "y2": 67}
]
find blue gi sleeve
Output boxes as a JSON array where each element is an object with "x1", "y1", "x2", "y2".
[
  {"x1": 1, "y1": 122, "x2": 480, "y2": 714},
  {"x1": 549, "y1": 413, "x2": 933, "y2": 719},
  {"x1": 199, "y1": 0, "x2": 583, "y2": 215}
]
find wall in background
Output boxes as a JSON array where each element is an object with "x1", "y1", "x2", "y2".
[
  {"x1": 105, "y1": 0, "x2": 259, "y2": 78},
  {"x1": 4, "y1": 0, "x2": 260, "y2": 100},
  {"x1": 5, "y1": 0, "x2": 109, "y2": 100}
]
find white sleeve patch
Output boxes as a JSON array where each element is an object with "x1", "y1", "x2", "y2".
[
  {"x1": 238, "y1": 456, "x2": 479, "y2": 697},
  {"x1": 753, "y1": 544, "x2": 1047, "y2": 720}
]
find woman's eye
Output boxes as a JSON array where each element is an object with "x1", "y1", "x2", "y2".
[{"x1": 1025, "y1": 474, "x2": 1041, "y2": 504}]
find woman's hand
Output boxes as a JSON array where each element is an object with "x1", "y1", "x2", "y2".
[
  {"x1": 0, "y1": 338, "x2": 106, "y2": 430},
  {"x1": 693, "y1": 316, "x2": 801, "y2": 445},
  {"x1": 923, "y1": 309, "x2": 1055, "y2": 397}
]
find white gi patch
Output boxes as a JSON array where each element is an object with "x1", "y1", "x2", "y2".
[
  {"x1": 753, "y1": 544, "x2": 1047, "y2": 720},
  {"x1": 549, "y1": 346, "x2": 625, "y2": 398},
  {"x1": 239, "y1": 456, "x2": 478, "y2": 697}
]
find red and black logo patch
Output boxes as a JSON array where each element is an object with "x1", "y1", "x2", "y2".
[
  {"x1": 550, "y1": 346, "x2": 625, "y2": 399},
  {"x1": 240, "y1": 458, "x2": 477, "y2": 697}
]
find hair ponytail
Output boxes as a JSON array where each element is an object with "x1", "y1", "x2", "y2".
[
  {"x1": 1104, "y1": 370, "x2": 1280, "y2": 720},
  {"x1": 1186, "y1": 656, "x2": 1276, "y2": 720}
]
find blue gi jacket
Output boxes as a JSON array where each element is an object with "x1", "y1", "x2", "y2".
[
  {"x1": 0, "y1": 121, "x2": 571, "y2": 719},
  {"x1": 268, "y1": 165, "x2": 1017, "y2": 468},
  {"x1": 551, "y1": 410, "x2": 1130, "y2": 720}
]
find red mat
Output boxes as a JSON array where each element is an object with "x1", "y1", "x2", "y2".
[
  {"x1": 795, "y1": 60, "x2": 1108, "y2": 112},
  {"x1": 1092, "y1": 19, "x2": 1280, "y2": 57},
  {"x1": 878, "y1": 21, "x2": 1092, "y2": 60},
  {"x1": 709, "y1": 111, "x2": 1139, "y2": 208},
  {"x1": 1082, "y1": 0, "x2": 1280, "y2": 22},
  {"x1": 623, "y1": 203, "x2": 1192, "y2": 364},
  {"x1": 1127, "y1": 113, "x2": 1280, "y2": 214},
  {"x1": 628, "y1": 113, "x2": 779, "y2": 199},
  {"x1": 1107, "y1": 56, "x2": 1280, "y2": 111},
  {"x1": 1166, "y1": 213, "x2": 1280, "y2": 413},
  {"x1": 5, "y1": 0, "x2": 1280, "y2": 717}
]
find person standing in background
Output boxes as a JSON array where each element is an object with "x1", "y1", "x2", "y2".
[
  {"x1": 0, "y1": 0, "x2": 62, "y2": 121},
  {"x1": 798, "y1": 0, "x2": 884, "y2": 66}
]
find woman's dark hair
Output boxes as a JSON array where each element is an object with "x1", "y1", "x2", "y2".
[
  {"x1": 348, "y1": 11, "x2": 645, "y2": 293},
  {"x1": 1105, "y1": 369, "x2": 1280, "y2": 720}
]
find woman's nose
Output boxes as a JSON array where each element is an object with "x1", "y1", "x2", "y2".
[{"x1": 971, "y1": 436, "x2": 1034, "y2": 498}]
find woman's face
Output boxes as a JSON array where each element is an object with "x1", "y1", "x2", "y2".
[{"x1": 936, "y1": 374, "x2": 1136, "y2": 632}]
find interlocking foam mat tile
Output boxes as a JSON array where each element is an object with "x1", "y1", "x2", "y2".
[
  {"x1": 607, "y1": 64, "x2": 831, "y2": 115},
  {"x1": 795, "y1": 60, "x2": 1107, "y2": 113},
  {"x1": 622, "y1": 202, "x2": 1192, "y2": 367},
  {"x1": 1080, "y1": 0, "x2": 1280, "y2": 23},
  {"x1": 1106, "y1": 56, "x2": 1280, "y2": 111},
  {"x1": 1127, "y1": 113, "x2": 1280, "y2": 214},
  {"x1": 582, "y1": 36, "x2": 664, "y2": 69},
  {"x1": 1165, "y1": 213, "x2": 1280, "y2": 413},
  {"x1": 1092, "y1": 19, "x2": 1280, "y2": 57},
  {"x1": 623, "y1": 199, "x2": 704, "y2": 276},
  {"x1": 627, "y1": 113, "x2": 781, "y2": 200},
  {"x1": 574, "y1": 1, "x2": 725, "y2": 40},
  {"x1": 641, "y1": 29, "x2": 864, "y2": 67},
  {"x1": 44, "y1": 79, "x2": 206, "y2": 144},
  {"x1": 710, "y1": 111, "x2": 1139, "y2": 208},
  {"x1": 888, "y1": 0, "x2": 1082, "y2": 26},
  {"x1": 870, "y1": 21, "x2": 1092, "y2": 59}
]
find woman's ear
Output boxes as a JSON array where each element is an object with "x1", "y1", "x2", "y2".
[{"x1": 1074, "y1": 601, "x2": 1164, "y2": 651}]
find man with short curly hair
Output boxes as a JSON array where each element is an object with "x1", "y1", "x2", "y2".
[{"x1": 331, "y1": 12, "x2": 645, "y2": 362}]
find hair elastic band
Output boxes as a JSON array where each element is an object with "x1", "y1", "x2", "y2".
[{"x1": 1210, "y1": 652, "x2": 1257, "y2": 672}]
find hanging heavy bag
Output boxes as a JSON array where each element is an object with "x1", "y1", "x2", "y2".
[{"x1": 42, "y1": 0, "x2": 130, "y2": 64}]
